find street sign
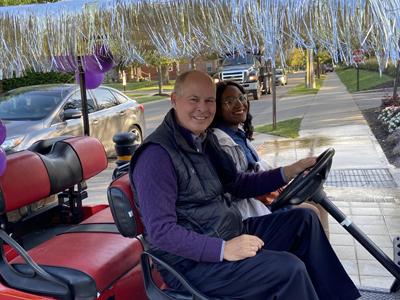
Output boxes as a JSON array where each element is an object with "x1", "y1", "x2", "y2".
[{"x1": 352, "y1": 49, "x2": 364, "y2": 63}]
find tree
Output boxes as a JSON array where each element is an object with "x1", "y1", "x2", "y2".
[
  {"x1": 317, "y1": 50, "x2": 332, "y2": 64},
  {"x1": 0, "y1": 0, "x2": 57, "y2": 5},
  {"x1": 143, "y1": 51, "x2": 174, "y2": 96},
  {"x1": 287, "y1": 48, "x2": 306, "y2": 70}
]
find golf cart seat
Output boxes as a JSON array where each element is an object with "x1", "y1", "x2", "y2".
[
  {"x1": 0, "y1": 136, "x2": 146, "y2": 299},
  {"x1": 108, "y1": 173, "x2": 212, "y2": 300}
]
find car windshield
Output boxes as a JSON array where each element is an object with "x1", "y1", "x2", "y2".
[
  {"x1": 222, "y1": 54, "x2": 254, "y2": 66},
  {"x1": 275, "y1": 69, "x2": 283, "y2": 75},
  {"x1": 0, "y1": 89, "x2": 66, "y2": 120}
]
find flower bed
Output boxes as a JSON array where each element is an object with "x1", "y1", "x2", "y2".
[
  {"x1": 368, "y1": 95, "x2": 400, "y2": 166},
  {"x1": 378, "y1": 105, "x2": 400, "y2": 132}
]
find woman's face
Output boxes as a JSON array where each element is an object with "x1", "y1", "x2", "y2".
[{"x1": 220, "y1": 85, "x2": 248, "y2": 127}]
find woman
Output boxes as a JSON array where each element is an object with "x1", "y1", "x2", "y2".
[{"x1": 211, "y1": 81, "x2": 329, "y2": 235}]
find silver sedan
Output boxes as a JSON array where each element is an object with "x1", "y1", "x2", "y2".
[{"x1": 0, "y1": 84, "x2": 145, "y2": 156}]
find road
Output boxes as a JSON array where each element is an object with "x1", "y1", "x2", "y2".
[{"x1": 143, "y1": 72, "x2": 306, "y2": 136}]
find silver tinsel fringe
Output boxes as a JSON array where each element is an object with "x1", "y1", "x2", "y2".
[{"x1": 0, "y1": 0, "x2": 399, "y2": 78}]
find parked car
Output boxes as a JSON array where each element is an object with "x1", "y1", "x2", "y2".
[
  {"x1": 275, "y1": 68, "x2": 288, "y2": 85},
  {"x1": 325, "y1": 64, "x2": 334, "y2": 72},
  {"x1": 0, "y1": 84, "x2": 145, "y2": 155}
]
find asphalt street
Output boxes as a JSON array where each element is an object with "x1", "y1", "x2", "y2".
[{"x1": 142, "y1": 72, "x2": 306, "y2": 136}]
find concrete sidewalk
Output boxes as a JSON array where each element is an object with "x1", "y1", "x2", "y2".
[
  {"x1": 255, "y1": 72, "x2": 389, "y2": 169},
  {"x1": 255, "y1": 72, "x2": 400, "y2": 290}
]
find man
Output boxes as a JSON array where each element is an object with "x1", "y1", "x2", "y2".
[{"x1": 130, "y1": 70, "x2": 360, "y2": 299}]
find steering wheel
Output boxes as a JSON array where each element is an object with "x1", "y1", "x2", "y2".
[{"x1": 270, "y1": 148, "x2": 335, "y2": 212}]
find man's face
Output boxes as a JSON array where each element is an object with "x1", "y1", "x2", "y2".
[{"x1": 171, "y1": 72, "x2": 216, "y2": 135}]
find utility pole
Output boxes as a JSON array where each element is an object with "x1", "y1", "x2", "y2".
[
  {"x1": 306, "y1": 48, "x2": 315, "y2": 88},
  {"x1": 316, "y1": 46, "x2": 320, "y2": 79},
  {"x1": 306, "y1": 49, "x2": 310, "y2": 88},
  {"x1": 272, "y1": 67, "x2": 277, "y2": 130}
]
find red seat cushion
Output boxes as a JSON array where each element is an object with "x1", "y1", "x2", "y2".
[
  {"x1": 11, "y1": 233, "x2": 143, "y2": 293},
  {"x1": 81, "y1": 207, "x2": 115, "y2": 224}
]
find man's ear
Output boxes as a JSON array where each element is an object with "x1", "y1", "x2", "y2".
[{"x1": 171, "y1": 92, "x2": 177, "y2": 108}]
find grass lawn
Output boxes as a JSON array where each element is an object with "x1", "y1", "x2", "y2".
[
  {"x1": 105, "y1": 80, "x2": 175, "y2": 92},
  {"x1": 336, "y1": 68, "x2": 393, "y2": 93},
  {"x1": 135, "y1": 85, "x2": 174, "y2": 91},
  {"x1": 255, "y1": 118, "x2": 302, "y2": 138},
  {"x1": 286, "y1": 76, "x2": 326, "y2": 96},
  {"x1": 135, "y1": 95, "x2": 168, "y2": 103},
  {"x1": 105, "y1": 81, "x2": 157, "y2": 91},
  {"x1": 124, "y1": 93, "x2": 147, "y2": 98}
]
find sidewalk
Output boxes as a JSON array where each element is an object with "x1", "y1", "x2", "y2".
[{"x1": 255, "y1": 72, "x2": 400, "y2": 290}]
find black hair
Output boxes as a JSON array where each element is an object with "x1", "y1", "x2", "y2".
[{"x1": 212, "y1": 81, "x2": 254, "y2": 140}]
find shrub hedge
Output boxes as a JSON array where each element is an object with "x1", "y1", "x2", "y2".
[
  {"x1": 339, "y1": 57, "x2": 397, "y2": 77},
  {"x1": 1, "y1": 70, "x2": 74, "y2": 92}
]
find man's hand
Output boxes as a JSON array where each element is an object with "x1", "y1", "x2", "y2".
[
  {"x1": 283, "y1": 157, "x2": 316, "y2": 181},
  {"x1": 223, "y1": 234, "x2": 264, "y2": 261}
]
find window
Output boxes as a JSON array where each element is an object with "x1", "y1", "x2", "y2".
[
  {"x1": 64, "y1": 91, "x2": 96, "y2": 113},
  {"x1": 112, "y1": 91, "x2": 129, "y2": 104},
  {"x1": 91, "y1": 88, "x2": 119, "y2": 110},
  {"x1": 0, "y1": 89, "x2": 64, "y2": 120}
]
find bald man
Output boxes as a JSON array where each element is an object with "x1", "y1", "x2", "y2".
[{"x1": 130, "y1": 70, "x2": 359, "y2": 300}]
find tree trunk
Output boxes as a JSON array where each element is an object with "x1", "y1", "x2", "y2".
[
  {"x1": 157, "y1": 66, "x2": 163, "y2": 95},
  {"x1": 190, "y1": 57, "x2": 196, "y2": 70},
  {"x1": 393, "y1": 61, "x2": 400, "y2": 100},
  {"x1": 162, "y1": 65, "x2": 170, "y2": 85}
]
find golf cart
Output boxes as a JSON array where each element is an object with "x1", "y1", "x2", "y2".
[{"x1": 0, "y1": 137, "x2": 398, "y2": 299}]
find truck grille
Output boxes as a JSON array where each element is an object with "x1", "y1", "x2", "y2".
[{"x1": 221, "y1": 71, "x2": 245, "y2": 83}]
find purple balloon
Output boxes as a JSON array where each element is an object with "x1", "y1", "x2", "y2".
[
  {"x1": 75, "y1": 70, "x2": 105, "y2": 89},
  {"x1": 0, "y1": 120, "x2": 6, "y2": 145},
  {"x1": 84, "y1": 55, "x2": 114, "y2": 73},
  {"x1": 0, "y1": 147, "x2": 6, "y2": 177}
]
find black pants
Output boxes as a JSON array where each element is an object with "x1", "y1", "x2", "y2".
[{"x1": 174, "y1": 208, "x2": 360, "y2": 300}]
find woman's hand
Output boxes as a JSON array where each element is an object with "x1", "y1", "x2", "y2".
[{"x1": 283, "y1": 157, "x2": 316, "y2": 181}]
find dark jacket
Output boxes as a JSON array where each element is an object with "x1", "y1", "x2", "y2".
[{"x1": 130, "y1": 109, "x2": 242, "y2": 271}]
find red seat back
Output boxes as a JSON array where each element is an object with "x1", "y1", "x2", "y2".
[
  {"x1": 0, "y1": 136, "x2": 108, "y2": 214},
  {"x1": 107, "y1": 174, "x2": 144, "y2": 237}
]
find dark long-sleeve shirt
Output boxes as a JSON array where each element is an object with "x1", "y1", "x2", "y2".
[{"x1": 131, "y1": 143, "x2": 286, "y2": 263}]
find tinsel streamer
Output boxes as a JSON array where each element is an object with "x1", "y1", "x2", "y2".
[{"x1": 0, "y1": 0, "x2": 399, "y2": 78}]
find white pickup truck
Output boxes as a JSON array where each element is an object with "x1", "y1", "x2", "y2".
[{"x1": 214, "y1": 53, "x2": 270, "y2": 100}]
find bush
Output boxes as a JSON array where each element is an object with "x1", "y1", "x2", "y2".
[
  {"x1": 337, "y1": 58, "x2": 397, "y2": 78},
  {"x1": 378, "y1": 105, "x2": 400, "y2": 132},
  {"x1": 358, "y1": 58, "x2": 396, "y2": 77},
  {"x1": 381, "y1": 94, "x2": 400, "y2": 107},
  {"x1": 1, "y1": 70, "x2": 74, "y2": 92}
]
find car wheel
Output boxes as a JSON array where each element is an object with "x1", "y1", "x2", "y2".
[{"x1": 131, "y1": 125, "x2": 143, "y2": 145}]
